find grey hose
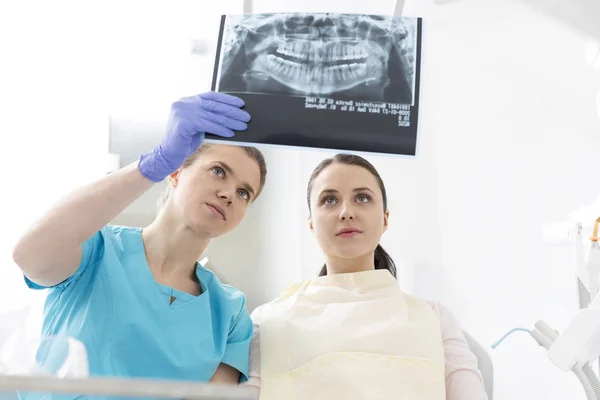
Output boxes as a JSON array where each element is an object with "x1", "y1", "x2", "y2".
[
  {"x1": 574, "y1": 363, "x2": 598, "y2": 400},
  {"x1": 582, "y1": 363, "x2": 600, "y2": 399}
]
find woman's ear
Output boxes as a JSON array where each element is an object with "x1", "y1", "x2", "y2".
[
  {"x1": 308, "y1": 215, "x2": 314, "y2": 232},
  {"x1": 383, "y1": 209, "x2": 389, "y2": 232}
]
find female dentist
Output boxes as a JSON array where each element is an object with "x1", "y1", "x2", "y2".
[
  {"x1": 245, "y1": 153, "x2": 488, "y2": 400},
  {"x1": 12, "y1": 92, "x2": 267, "y2": 384}
]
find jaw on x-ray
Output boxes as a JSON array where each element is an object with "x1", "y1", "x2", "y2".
[{"x1": 216, "y1": 13, "x2": 417, "y2": 104}]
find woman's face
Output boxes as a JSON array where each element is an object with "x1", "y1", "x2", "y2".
[
  {"x1": 169, "y1": 145, "x2": 261, "y2": 238},
  {"x1": 308, "y1": 163, "x2": 388, "y2": 261}
]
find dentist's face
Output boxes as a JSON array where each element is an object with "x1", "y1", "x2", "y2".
[
  {"x1": 169, "y1": 145, "x2": 261, "y2": 238},
  {"x1": 308, "y1": 163, "x2": 388, "y2": 260}
]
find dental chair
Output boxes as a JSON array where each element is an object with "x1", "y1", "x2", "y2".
[{"x1": 463, "y1": 330, "x2": 494, "y2": 399}]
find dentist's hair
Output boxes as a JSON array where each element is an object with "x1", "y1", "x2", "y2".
[
  {"x1": 306, "y1": 153, "x2": 397, "y2": 278},
  {"x1": 156, "y1": 143, "x2": 267, "y2": 211}
]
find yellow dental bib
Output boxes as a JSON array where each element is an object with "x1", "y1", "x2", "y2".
[{"x1": 258, "y1": 269, "x2": 446, "y2": 400}]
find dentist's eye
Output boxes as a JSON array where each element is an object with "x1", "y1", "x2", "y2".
[
  {"x1": 211, "y1": 167, "x2": 225, "y2": 177},
  {"x1": 238, "y1": 189, "x2": 249, "y2": 201}
]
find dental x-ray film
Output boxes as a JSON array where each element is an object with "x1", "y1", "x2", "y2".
[{"x1": 209, "y1": 12, "x2": 423, "y2": 157}]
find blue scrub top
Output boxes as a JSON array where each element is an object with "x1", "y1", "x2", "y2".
[{"x1": 24, "y1": 225, "x2": 253, "y2": 383}]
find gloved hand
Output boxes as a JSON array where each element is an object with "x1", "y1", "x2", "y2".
[{"x1": 138, "y1": 91, "x2": 251, "y2": 182}]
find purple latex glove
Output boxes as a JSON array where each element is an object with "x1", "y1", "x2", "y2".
[{"x1": 138, "y1": 91, "x2": 251, "y2": 182}]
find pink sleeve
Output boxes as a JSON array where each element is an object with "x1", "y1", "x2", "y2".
[
  {"x1": 240, "y1": 305, "x2": 262, "y2": 393},
  {"x1": 428, "y1": 301, "x2": 489, "y2": 400}
]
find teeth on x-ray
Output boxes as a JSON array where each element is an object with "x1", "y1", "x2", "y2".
[
  {"x1": 265, "y1": 44, "x2": 369, "y2": 91},
  {"x1": 217, "y1": 13, "x2": 417, "y2": 103}
]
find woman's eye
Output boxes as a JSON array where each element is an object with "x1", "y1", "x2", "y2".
[
  {"x1": 212, "y1": 167, "x2": 224, "y2": 177},
  {"x1": 323, "y1": 196, "x2": 336, "y2": 205},
  {"x1": 238, "y1": 189, "x2": 249, "y2": 201},
  {"x1": 357, "y1": 194, "x2": 371, "y2": 202}
]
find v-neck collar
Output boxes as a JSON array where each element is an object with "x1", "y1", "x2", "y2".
[{"x1": 132, "y1": 227, "x2": 207, "y2": 309}]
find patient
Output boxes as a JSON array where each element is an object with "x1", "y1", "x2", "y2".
[{"x1": 244, "y1": 153, "x2": 488, "y2": 400}]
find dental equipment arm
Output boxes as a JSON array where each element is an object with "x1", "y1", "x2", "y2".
[
  {"x1": 492, "y1": 299, "x2": 600, "y2": 400},
  {"x1": 539, "y1": 296, "x2": 600, "y2": 400}
]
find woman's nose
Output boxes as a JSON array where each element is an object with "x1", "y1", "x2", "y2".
[
  {"x1": 339, "y1": 205, "x2": 355, "y2": 220},
  {"x1": 218, "y1": 188, "x2": 233, "y2": 204}
]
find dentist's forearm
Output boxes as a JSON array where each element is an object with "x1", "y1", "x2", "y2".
[{"x1": 12, "y1": 161, "x2": 155, "y2": 286}]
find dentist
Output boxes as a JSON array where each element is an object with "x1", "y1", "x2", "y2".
[{"x1": 12, "y1": 92, "x2": 267, "y2": 385}]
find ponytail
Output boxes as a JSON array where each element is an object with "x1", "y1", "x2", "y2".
[{"x1": 318, "y1": 244, "x2": 397, "y2": 278}]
